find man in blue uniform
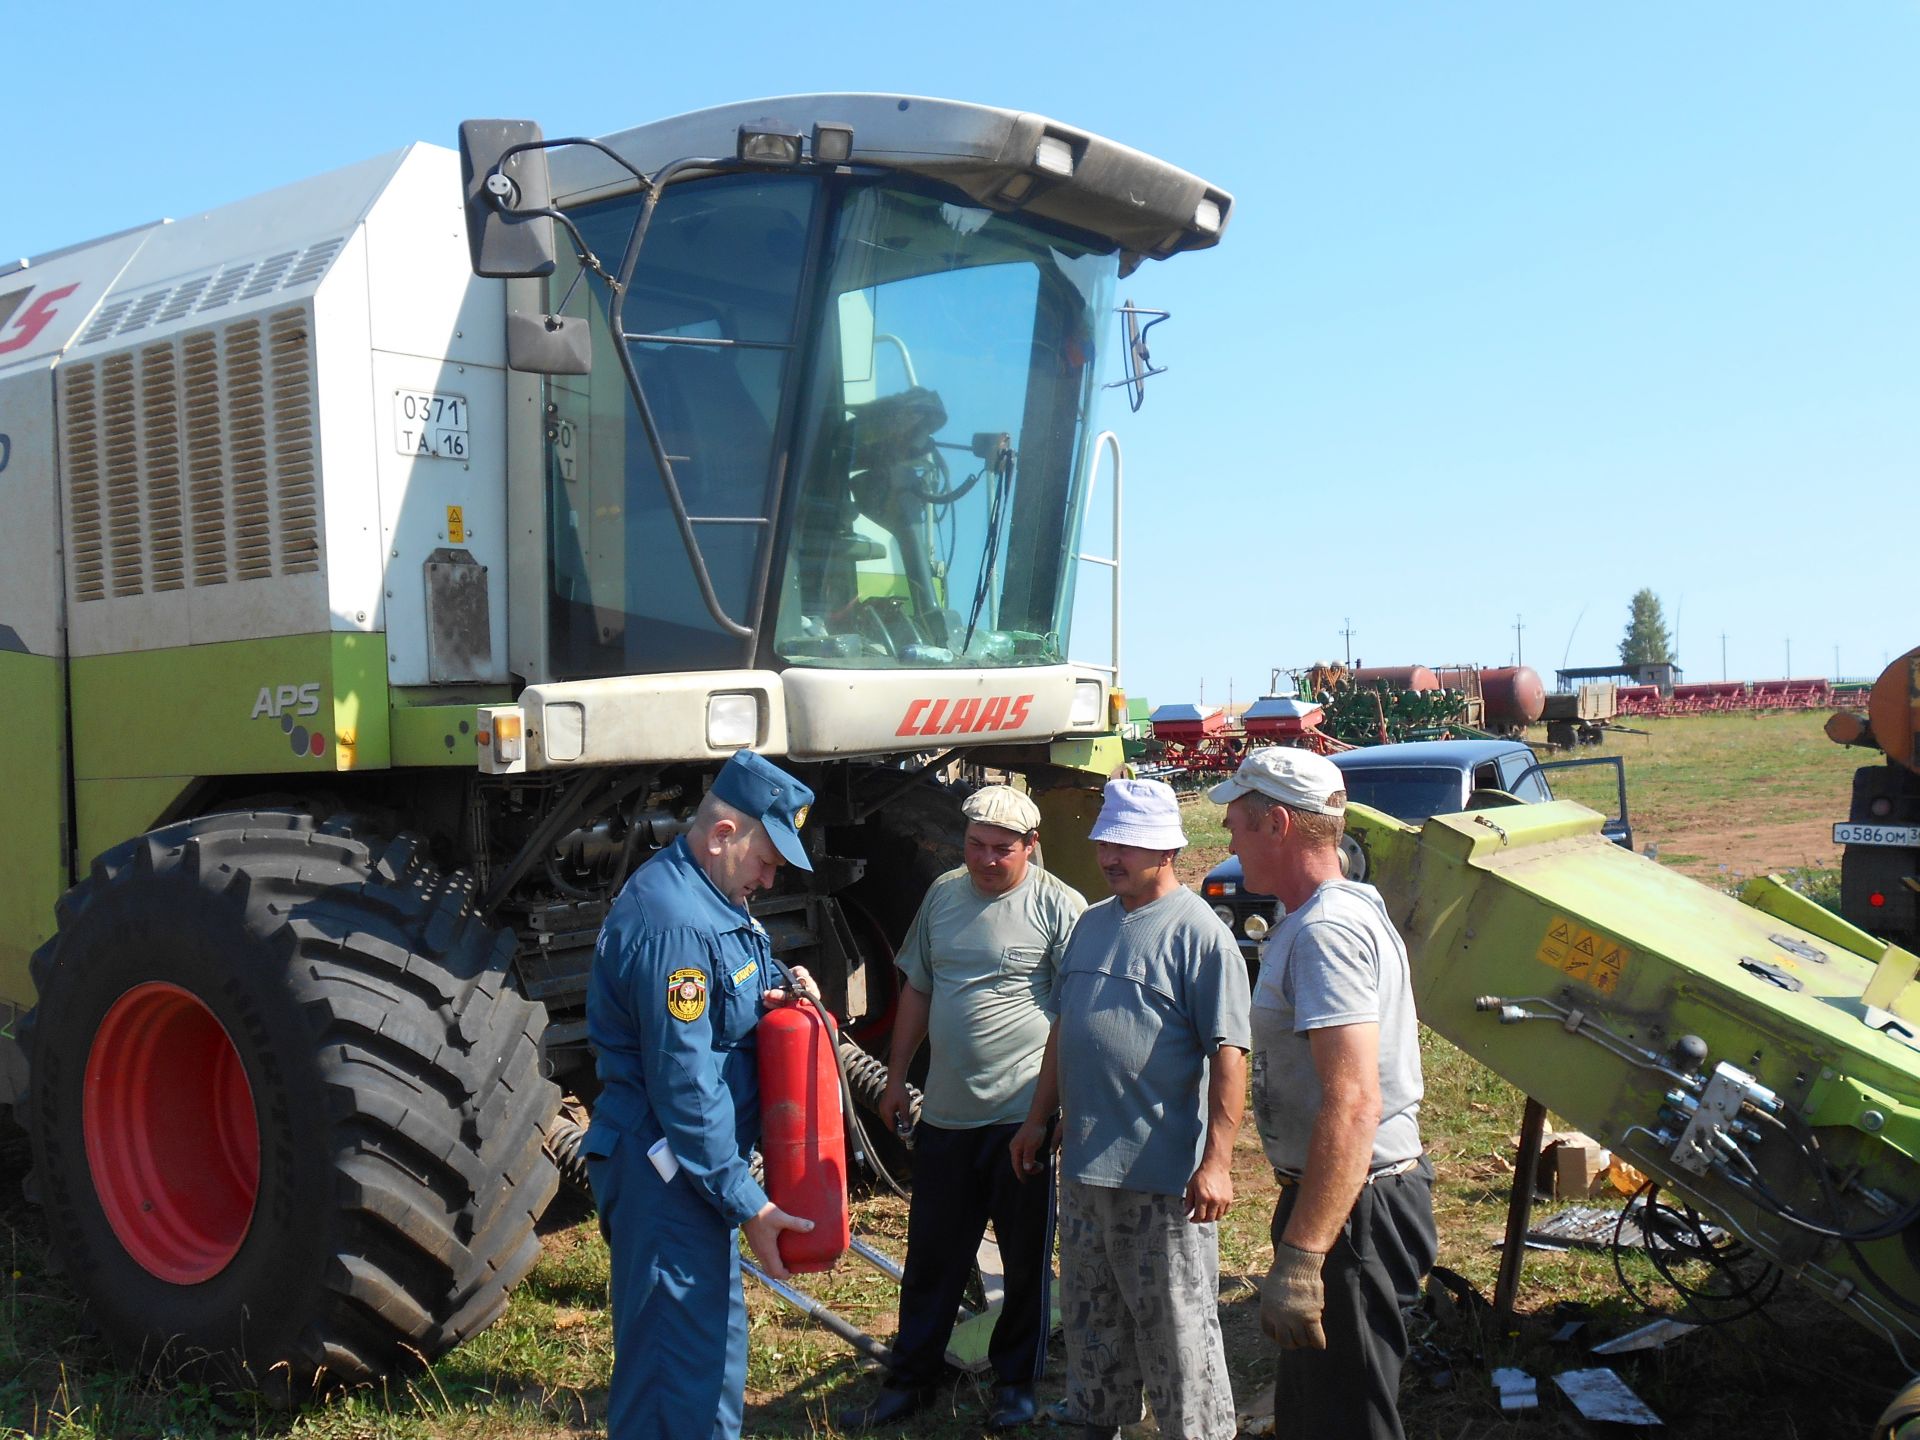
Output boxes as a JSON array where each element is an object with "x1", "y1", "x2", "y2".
[{"x1": 583, "y1": 749, "x2": 821, "y2": 1440}]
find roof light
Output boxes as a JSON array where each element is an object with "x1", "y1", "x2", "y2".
[
  {"x1": 737, "y1": 123, "x2": 804, "y2": 166},
  {"x1": 998, "y1": 172, "x2": 1036, "y2": 203},
  {"x1": 1034, "y1": 134, "x2": 1075, "y2": 178},
  {"x1": 812, "y1": 123, "x2": 854, "y2": 164},
  {"x1": 1192, "y1": 196, "x2": 1223, "y2": 234}
]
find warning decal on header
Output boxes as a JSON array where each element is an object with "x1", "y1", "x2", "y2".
[{"x1": 1536, "y1": 915, "x2": 1629, "y2": 995}]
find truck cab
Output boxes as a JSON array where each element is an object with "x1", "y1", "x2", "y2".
[{"x1": 1201, "y1": 739, "x2": 1631, "y2": 963}]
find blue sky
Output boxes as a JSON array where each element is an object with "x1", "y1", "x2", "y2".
[{"x1": 11, "y1": 2, "x2": 1914, "y2": 707}]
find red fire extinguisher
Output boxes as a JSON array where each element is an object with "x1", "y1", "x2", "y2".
[{"x1": 757, "y1": 998, "x2": 850, "y2": 1273}]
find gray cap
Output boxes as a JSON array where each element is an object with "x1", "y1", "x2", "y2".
[{"x1": 962, "y1": 784, "x2": 1042, "y2": 835}]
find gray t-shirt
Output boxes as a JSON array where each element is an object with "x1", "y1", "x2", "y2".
[
  {"x1": 1250, "y1": 879, "x2": 1424, "y2": 1174},
  {"x1": 897, "y1": 864, "x2": 1086, "y2": 1127},
  {"x1": 1051, "y1": 886, "x2": 1252, "y2": 1197}
]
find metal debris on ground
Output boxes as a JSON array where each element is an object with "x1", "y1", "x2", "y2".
[
  {"x1": 1524, "y1": 1201, "x2": 1725, "y2": 1252},
  {"x1": 1553, "y1": 1367, "x2": 1663, "y2": 1425},
  {"x1": 1589, "y1": 1317, "x2": 1699, "y2": 1354},
  {"x1": 1491, "y1": 1366, "x2": 1539, "y2": 1412}
]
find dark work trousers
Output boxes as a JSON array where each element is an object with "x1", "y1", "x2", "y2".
[
  {"x1": 1270, "y1": 1155, "x2": 1437, "y2": 1440},
  {"x1": 887, "y1": 1119, "x2": 1055, "y2": 1391}
]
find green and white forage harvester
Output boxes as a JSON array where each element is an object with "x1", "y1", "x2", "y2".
[{"x1": 0, "y1": 96, "x2": 1230, "y2": 1393}]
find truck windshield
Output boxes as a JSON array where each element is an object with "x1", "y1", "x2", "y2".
[
  {"x1": 1341, "y1": 768, "x2": 1470, "y2": 822},
  {"x1": 773, "y1": 183, "x2": 1116, "y2": 669},
  {"x1": 540, "y1": 173, "x2": 1114, "y2": 678}
]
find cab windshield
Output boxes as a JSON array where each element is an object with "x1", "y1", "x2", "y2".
[
  {"x1": 774, "y1": 185, "x2": 1116, "y2": 669},
  {"x1": 540, "y1": 174, "x2": 1114, "y2": 678}
]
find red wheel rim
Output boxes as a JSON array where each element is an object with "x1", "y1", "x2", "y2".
[{"x1": 83, "y1": 982, "x2": 260, "y2": 1283}]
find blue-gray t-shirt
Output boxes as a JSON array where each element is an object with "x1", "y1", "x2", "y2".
[{"x1": 1051, "y1": 886, "x2": 1252, "y2": 1197}]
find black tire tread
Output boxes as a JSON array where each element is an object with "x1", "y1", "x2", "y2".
[{"x1": 24, "y1": 809, "x2": 560, "y2": 1393}]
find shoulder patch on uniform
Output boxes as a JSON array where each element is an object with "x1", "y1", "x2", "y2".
[
  {"x1": 731, "y1": 958, "x2": 758, "y2": 987},
  {"x1": 667, "y1": 967, "x2": 708, "y2": 1022}
]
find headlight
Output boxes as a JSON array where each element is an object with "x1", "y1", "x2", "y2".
[
  {"x1": 707, "y1": 692, "x2": 759, "y2": 749},
  {"x1": 1244, "y1": 913, "x2": 1271, "y2": 943},
  {"x1": 1211, "y1": 903, "x2": 1236, "y2": 931},
  {"x1": 1070, "y1": 679, "x2": 1104, "y2": 728}
]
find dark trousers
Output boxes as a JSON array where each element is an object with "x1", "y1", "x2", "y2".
[
  {"x1": 889, "y1": 1119, "x2": 1054, "y2": 1390},
  {"x1": 1271, "y1": 1156, "x2": 1437, "y2": 1440}
]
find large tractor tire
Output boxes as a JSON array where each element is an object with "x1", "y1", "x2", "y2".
[{"x1": 21, "y1": 811, "x2": 560, "y2": 1398}]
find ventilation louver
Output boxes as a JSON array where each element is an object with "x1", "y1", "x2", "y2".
[
  {"x1": 63, "y1": 306, "x2": 321, "y2": 602},
  {"x1": 78, "y1": 237, "x2": 345, "y2": 346}
]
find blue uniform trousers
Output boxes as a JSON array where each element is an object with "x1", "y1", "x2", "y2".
[{"x1": 589, "y1": 1132, "x2": 749, "y2": 1440}]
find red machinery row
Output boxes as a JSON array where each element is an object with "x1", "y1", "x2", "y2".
[{"x1": 1617, "y1": 678, "x2": 1835, "y2": 716}]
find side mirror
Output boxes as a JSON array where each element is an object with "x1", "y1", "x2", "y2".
[{"x1": 459, "y1": 120, "x2": 558, "y2": 278}]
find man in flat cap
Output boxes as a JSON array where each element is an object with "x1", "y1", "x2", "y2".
[
  {"x1": 1012, "y1": 777, "x2": 1250, "y2": 1440},
  {"x1": 1214, "y1": 747, "x2": 1433, "y2": 1440},
  {"x1": 583, "y1": 748, "x2": 822, "y2": 1440},
  {"x1": 841, "y1": 785, "x2": 1085, "y2": 1431}
]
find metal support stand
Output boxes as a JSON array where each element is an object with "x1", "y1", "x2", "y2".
[{"x1": 1494, "y1": 1095, "x2": 1549, "y2": 1330}]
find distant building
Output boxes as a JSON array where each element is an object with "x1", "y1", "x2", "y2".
[{"x1": 1557, "y1": 662, "x2": 1682, "y2": 696}]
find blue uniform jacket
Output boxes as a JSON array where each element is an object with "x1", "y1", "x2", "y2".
[{"x1": 586, "y1": 835, "x2": 773, "y2": 1227}]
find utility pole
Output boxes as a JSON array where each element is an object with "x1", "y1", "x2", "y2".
[
  {"x1": 1834, "y1": 644, "x2": 1840, "y2": 681},
  {"x1": 1341, "y1": 618, "x2": 1356, "y2": 666},
  {"x1": 1785, "y1": 638, "x2": 1791, "y2": 677},
  {"x1": 1721, "y1": 632, "x2": 1727, "y2": 683},
  {"x1": 1514, "y1": 614, "x2": 1525, "y2": 667}
]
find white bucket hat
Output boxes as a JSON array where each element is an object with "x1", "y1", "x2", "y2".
[
  {"x1": 1207, "y1": 746, "x2": 1346, "y2": 816},
  {"x1": 1088, "y1": 778, "x2": 1187, "y2": 850}
]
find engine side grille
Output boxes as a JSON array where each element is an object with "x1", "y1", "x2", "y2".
[{"x1": 61, "y1": 305, "x2": 322, "y2": 603}]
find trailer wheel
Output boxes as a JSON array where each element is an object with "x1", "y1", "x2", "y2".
[{"x1": 21, "y1": 811, "x2": 559, "y2": 1397}]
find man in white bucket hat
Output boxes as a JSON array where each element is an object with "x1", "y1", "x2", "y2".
[
  {"x1": 1213, "y1": 746, "x2": 1434, "y2": 1440},
  {"x1": 1011, "y1": 777, "x2": 1249, "y2": 1440}
]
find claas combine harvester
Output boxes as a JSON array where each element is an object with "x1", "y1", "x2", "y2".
[
  {"x1": 1345, "y1": 648, "x2": 1920, "y2": 1430},
  {"x1": 0, "y1": 94, "x2": 1231, "y2": 1395}
]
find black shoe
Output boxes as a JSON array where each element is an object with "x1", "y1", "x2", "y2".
[
  {"x1": 836, "y1": 1385, "x2": 932, "y2": 1430},
  {"x1": 1079, "y1": 1426, "x2": 1120, "y2": 1440},
  {"x1": 988, "y1": 1383, "x2": 1038, "y2": 1429}
]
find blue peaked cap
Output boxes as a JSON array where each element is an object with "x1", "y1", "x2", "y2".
[{"x1": 710, "y1": 750, "x2": 814, "y2": 871}]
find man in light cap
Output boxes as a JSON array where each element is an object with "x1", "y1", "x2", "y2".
[
  {"x1": 1011, "y1": 777, "x2": 1250, "y2": 1440},
  {"x1": 840, "y1": 784, "x2": 1085, "y2": 1431},
  {"x1": 1213, "y1": 747, "x2": 1434, "y2": 1440},
  {"x1": 584, "y1": 748, "x2": 822, "y2": 1440}
]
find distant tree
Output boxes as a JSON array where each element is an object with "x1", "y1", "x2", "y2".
[{"x1": 1619, "y1": 588, "x2": 1674, "y2": 666}]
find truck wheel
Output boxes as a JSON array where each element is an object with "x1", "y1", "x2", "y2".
[{"x1": 21, "y1": 811, "x2": 560, "y2": 1398}]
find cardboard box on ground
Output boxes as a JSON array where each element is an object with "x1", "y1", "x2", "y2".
[{"x1": 1534, "y1": 1131, "x2": 1611, "y2": 1199}]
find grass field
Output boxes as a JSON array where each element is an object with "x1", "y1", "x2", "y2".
[{"x1": 0, "y1": 710, "x2": 1904, "y2": 1438}]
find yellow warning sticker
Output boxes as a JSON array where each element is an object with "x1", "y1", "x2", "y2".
[
  {"x1": 1536, "y1": 915, "x2": 1629, "y2": 995},
  {"x1": 447, "y1": 505, "x2": 466, "y2": 543}
]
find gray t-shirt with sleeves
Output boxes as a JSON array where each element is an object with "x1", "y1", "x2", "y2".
[
  {"x1": 1249, "y1": 879, "x2": 1424, "y2": 1175},
  {"x1": 1051, "y1": 885, "x2": 1252, "y2": 1197},
  {"x1": 896, "y1": 864, "x2": 1087, "y2": 1128}
]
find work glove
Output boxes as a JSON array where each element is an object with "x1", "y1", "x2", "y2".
[{"x1": 1261, "y1": 1242, "x2": 1328, "y2": 1350}]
